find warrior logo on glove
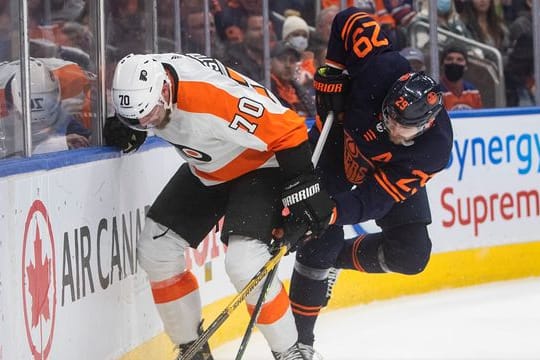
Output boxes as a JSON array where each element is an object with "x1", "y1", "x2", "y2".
[
  {"x1": 282, "y1": 182, "x2": 321, "y2": 208},
  {"x1": 313, "y1": 66, "x2": 350, "y2": 124}
]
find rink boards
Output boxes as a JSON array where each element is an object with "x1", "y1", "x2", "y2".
[{"x1": 0, "y1": 108, "x2": 539, "y2": 360}]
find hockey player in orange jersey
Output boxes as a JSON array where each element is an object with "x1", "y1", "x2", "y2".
[
  {"x1": 105, "y1": 53, "x2": 336, "y2": 360},
  {"x1": 0, "y1": 58, "x2": 91, "y2": 158}
]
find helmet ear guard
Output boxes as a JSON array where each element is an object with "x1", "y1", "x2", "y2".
[{"x1": 382, "y1": 72, "x2": 443, "y2": 128}]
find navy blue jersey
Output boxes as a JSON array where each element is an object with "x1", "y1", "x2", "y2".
[{"x1": 315, "y1": 8, "x2": 454, "y2": 225}]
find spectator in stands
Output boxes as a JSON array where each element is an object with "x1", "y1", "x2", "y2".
[
  {"x1": 436, "y1": 0, "x2": 472, "y2": 38},
  {"x1": 106, "y1": 0, "x2": 147, "y2": 56},
  {"x1": 215, "y1": 0, "x2": 283, "y2": 45},
  {"x1": 222, "y1": 14, "x2": 275, "y2": 83},
  {"x1": 439, "y1": 43, "x2": 483, "y2": 110},
  {"x1": 281, "y1": 14, "x2": 315, "y2": 90},
  {"x1": 282, "y1": 14, "x2": 309, "y2": 51},
  {"x1": 500, "y1": 0, "x2": 518, "y2": 24},
  {"x1": 505, "y1": 34, "x2": 535, "y2": 106},
  {"x1": 183, "y1": 10, "x2": 226, "y2": 59},
  {"x1": 270, "y1": 41, "x2": 316, "y2": 117},
  {"x1": 215, "y1": 10, "x2": 245, "y2": 45},
  {"x1": 504, "y1": 0, "x2": 534, "y2": 107},
  {"x1": 0, "y1": 58, "x2": 91, "y2": 158},
  {"x1": 460, "y1": 0, "x2": 510, "y2": 55},
  {"x1": 508, "y1": 0, "x2": 532, "y2": 45},
  {"x1": 310, "y1": 5, "x2": 339, "y2": 50},
  {"x1": 400, "y1": 47, "x2": 426, "y2": 72}
]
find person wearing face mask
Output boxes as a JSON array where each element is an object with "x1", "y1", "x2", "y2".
[
  {"x1": 282, "y1": 14, "x2": 310, "y2": 52},
  {"x1": 281, "y1": 14, "x2": 315, "y2": 91},
  {"x1": 436, "y1": 0, "x2": 472, "y2": 38},
  {"x1": 439, "y1": 43, "x2": 483, "y2": 110}
]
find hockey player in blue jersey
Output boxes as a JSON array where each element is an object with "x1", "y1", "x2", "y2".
[{"x1": 286, "y1": 7, "x2": 454, "y2": 357}]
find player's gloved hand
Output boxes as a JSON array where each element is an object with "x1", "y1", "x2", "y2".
[
  {"x1": 313, "y1": 65, "x2": 350, "y2": 123},
  {"x1": 103, "y1": 115, "x2": 147, "y2": 153},
  {"x1": 281, "y1": 174, "x2": 336, "y2": 241},
  {"x1": 272, "y1": 214, "x2": 310, "y2": 254}
]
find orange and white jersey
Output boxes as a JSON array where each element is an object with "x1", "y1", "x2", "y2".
[
  {"x1": 152, "y1": 53, "x2": 308, "y2": 186},
  {"x1": 0, "y1": 57, "x2": 92, "y2": 126}
]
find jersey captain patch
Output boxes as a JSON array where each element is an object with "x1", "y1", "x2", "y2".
[{"x1": 174, "y1": 144, "x2": 212, "y2": 162}]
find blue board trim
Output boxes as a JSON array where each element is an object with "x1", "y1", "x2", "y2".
[
  {"x1": 448, "y1": 106, "x2": 540, "y2": 119},
  {"x1": 0, "y1": 136, "x2": 170, "y2": 177},
  {"x1": 2, "y1": 107, "x2": 539, "y2": 178}
]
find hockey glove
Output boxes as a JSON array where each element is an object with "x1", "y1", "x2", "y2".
[
  {"x1": 313, "y1": 66, "x2": 350, "y2": 123},
  {"x1": 273, "y1": 214, "x2": 310, "y2": 253},
  {"x1": 281, "y1": 174, "x2": 336, "y2": 241},
  {"x1": 103, "y1": 115, "x2": 147, "y2": 153}
]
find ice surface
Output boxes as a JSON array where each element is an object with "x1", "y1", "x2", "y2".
[{"x1": 214, "y1": 277, "x2": 540, "y2": 359}]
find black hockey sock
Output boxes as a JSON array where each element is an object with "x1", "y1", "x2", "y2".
[
  {"x1": 336, "y1": 233, "x2": 387, "y2": 273},
  {"x1": 289, "y1": 267, "x2": 330, "y2": 346}
]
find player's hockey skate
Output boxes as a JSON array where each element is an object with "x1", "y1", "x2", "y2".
[
  {"x1": 177, "y1": 340, "x2": 213, "y2": 360},
  {"x1": 297, "y1": 343, "x2": 323, "y2": 360},
  {"x1": 176, "y1": 321, "x2": 214, "y2": 360},
  {"x1": 272, "y1": 342, "x2": 323, "y2": 360}
]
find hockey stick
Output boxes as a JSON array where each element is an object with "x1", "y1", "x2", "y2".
[
  {"x1": 311, "y1": 111, "x2": 334, "y2": 165},
  {"x1": 233, "y1": 247, "x2": 281, "y2": 360},
  {"x1": 234, "y1": 112, "x2": 335, "y2": 360}
]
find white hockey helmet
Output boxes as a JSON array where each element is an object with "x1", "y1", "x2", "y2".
[
  {"x1": 111, "y1": 53, "x2": 171, "y2": 131},
  {"x1": 9, "y1": 58, "x2": 62, "y2": 134}
]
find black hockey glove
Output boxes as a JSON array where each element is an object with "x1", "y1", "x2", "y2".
[
  {"x1": 313, "y1": 65, "x2": 350, "y2": 123},
  {"x1": 273, "y1": 215, "x2": 310, "y2": 253},
  {"x1": 103, "y1": 115, "x2": 147, "y2": 153},
  {"x1": 281, "y1": 174, "x2": 335, "y2": 243}
]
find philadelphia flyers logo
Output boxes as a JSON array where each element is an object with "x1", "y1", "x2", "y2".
[
  {"x1": 139, "y1": 70, "x2": 148, "y2": 81},
  {"x1": 174, "y1": 144, "x2": 212, "y2": 162}
]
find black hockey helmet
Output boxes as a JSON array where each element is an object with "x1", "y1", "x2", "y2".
[{"x1": 382, "y1": 72, "x2": 443, "y2": 127}]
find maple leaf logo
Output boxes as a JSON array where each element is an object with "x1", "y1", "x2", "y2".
[
  {"x1": 26, "y1": 222, "x2": 52, "y2": 328},
  {"x1": 22, "y1": 199, "x2": 57, "y2": 360}
]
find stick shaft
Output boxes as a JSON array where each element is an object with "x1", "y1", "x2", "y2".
[{"x1": 311, "y1": 111, "x2": 334, "y2": 166}]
